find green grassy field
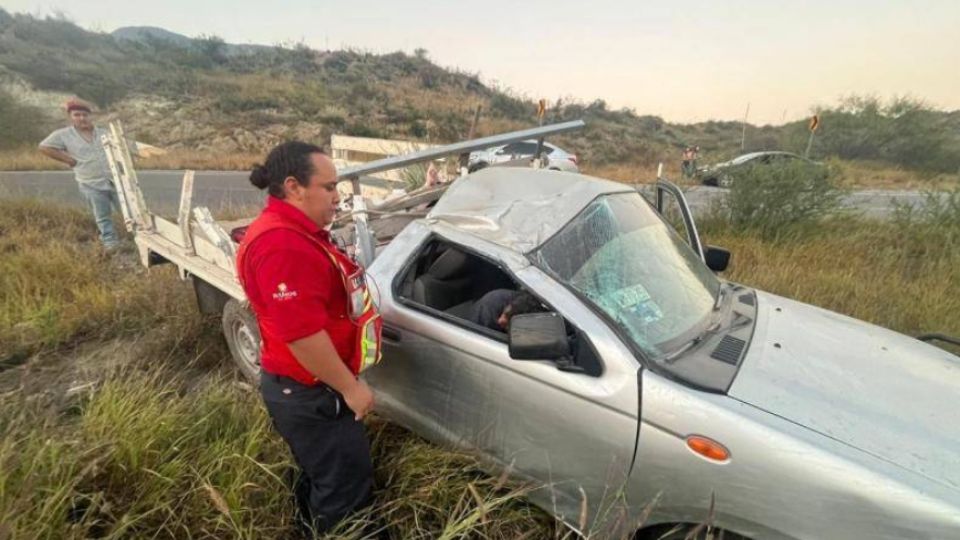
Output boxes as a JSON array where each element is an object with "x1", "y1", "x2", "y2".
[{"x1": 0, "y1": 197, "x2": 957, "y2": 539}]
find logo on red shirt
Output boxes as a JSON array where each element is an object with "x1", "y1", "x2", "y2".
[{"x1": 272, "y1": 282, "x2": 299, "y2": 301}]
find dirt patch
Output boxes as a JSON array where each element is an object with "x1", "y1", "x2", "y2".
[{"x1": 0, "y1": 320, "x2": 236, "y2": 413}]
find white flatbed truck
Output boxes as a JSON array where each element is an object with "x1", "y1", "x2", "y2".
[{"x1": 101, "y1": 120, "x2": 586, "y2": 379}]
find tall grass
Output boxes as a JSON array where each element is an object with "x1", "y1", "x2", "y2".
[
  {"x1": 0, "y1": 196, "x2": 957, "y2": 538},
  {"x1": 0, "y1": 198, "x2": 567, "y2": 539},
  {"x1": 0, "y1": 364, "x2": 564, "y2": 539},
  {"x1": 0, "y1": 199, "x2": 198, "y2": 364},
  {"x1": 700, "y1": 216, "x2": 960, "y2": 342}
]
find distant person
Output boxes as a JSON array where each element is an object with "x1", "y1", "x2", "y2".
[
  {"x1": 425, "y1": 161, "x2": 442, "y2": 187},
  {"x1": 681, "y1": 146, "x2": 699, "y2": 178},
  {"x1": 38, "y1": 98, "x2": 154, "y2": 251},
  {"x1": 469, "y1": 289, "x2": 544, "y2": 331}
]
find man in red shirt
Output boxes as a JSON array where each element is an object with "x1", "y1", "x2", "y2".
[{"x1": 236, "y1": 141, "x2": 379, "y2": 534}]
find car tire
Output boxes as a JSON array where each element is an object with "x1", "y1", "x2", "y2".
[
  {"x1": 222, "y1": 299, "x2": 262, "y2": 384},
  {"x1": 468, "y1": 161, "x2": 489, "y2": 173}
]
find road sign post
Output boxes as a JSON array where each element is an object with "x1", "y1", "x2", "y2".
[{"x1": 805, "y1": 114, "x2": 820, "y2": 158}]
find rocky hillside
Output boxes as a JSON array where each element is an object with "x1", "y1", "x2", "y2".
[{"x1": 0, "y1": 9, "x2": 957, "y2": 173}]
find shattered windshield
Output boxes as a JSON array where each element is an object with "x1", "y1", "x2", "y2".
[{"x1": 533, "y1": 193, "x2": 720, "y2": 359}]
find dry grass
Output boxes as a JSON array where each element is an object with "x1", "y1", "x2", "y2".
[
  {"x1": 1, "y1": 198, "x2": 957, "y2": 539},
  {"x1": 0, "y1": 147, "x2": 262, "y2": 171},
  {"x1": 0, "y1": 199, "x2": 569, "y2": 539},
  {"x1": 701, "y1": 217, "x2": 960, "y2": 340},
  {"x1": 580, "y1": 162, "x2": 664, "y2": 185},
  {"x1": 831, "y1": 159, "x2": 960, "y2": 190},
  {"x1": 0, "y1": 147, "x2": 72, "y2": 171},
  {"x1": 136, "y1": 149, "x2": 262, "y2": 171}
]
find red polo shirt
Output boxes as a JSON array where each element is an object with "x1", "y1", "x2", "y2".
[{"x1": 238, "y1": 196, "x2": 356, "y2": 386}]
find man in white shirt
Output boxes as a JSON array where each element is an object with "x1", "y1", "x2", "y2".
[{"x1": 39, "y1": 98, "x2": 138, "y2": 250}]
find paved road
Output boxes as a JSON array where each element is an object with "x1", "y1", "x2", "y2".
[
  {"x1": 0, "y1": 170, "x2": 264, "y2": 215},
  {"x1": 678, "y1": 185, "x2": 934, "y2": 219},
  {"x1": 0, "y1": 170, "x2": 938, "y2": 218}
]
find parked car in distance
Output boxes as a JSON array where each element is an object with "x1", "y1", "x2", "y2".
[
  {"x1": 468, "y1": 140, "x2": 579, "y2": 173},
  {"x1": 699, "y1": 151, "x2": 822, "y2": 187}
]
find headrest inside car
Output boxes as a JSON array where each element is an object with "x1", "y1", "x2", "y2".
[{"x1": 428, "y1": 248, "x2": 470, "y2": 280}]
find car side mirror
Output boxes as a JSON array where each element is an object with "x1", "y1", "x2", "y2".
[
  {"x1": 508, "y1": 312, "x2": 570, "y2": 361},
  {"x1": 705, "y1": 245, "x2": 731, "y2": 272}
]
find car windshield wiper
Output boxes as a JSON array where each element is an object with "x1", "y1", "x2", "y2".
[
  {"x1": 662, "y1": 320, "x2": 722, "y2": 365},
  {"x1": 713, "y1": 282, "x2": 726, "y2": 310}
]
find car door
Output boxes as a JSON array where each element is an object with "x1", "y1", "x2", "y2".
[
  {"x1": 653, "y1": 179, "x2": 705, "y2": 260},
  {"x1": 364, "y1": 223, "x2": 641, "y2": 536}
]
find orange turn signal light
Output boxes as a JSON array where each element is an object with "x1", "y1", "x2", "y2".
[{"x1": 686, "y1": 435, "x2": 730, "y2": 462}]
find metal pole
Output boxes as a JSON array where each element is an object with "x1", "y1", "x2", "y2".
[
  {"x1": 533, "y1": 99, "x2": 546, "y2": 169},
  {"x1": 337, "y1": 119, "x2": 586, "y2": 180},
  {"x1": 740, "y1": 102, "x2": 750, "y2": 151},
  {"x1": 805, "y1": 130, "x2": 815, "y2": 159},
  {"x1": 458, "y1": 104, "x2": 483, "y2": 172}
]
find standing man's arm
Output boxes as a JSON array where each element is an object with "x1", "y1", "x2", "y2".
[
  {"x1": 38, "y1": 146, "x2": 77, "y2": 167},
  {"x1": 38, "y1": 130, "x2": 76, "y2": 167}
]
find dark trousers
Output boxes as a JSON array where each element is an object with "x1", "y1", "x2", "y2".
[{"x1": 260, "y1": 373, "x2": 374, "y2": 534}]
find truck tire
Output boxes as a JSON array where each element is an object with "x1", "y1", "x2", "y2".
[
  {"x1": 222, "y1": 299, "x2": 261, "y2": 384},
  {"x1": 638, "y1": 524, "x2": 749, "y2": 540}
]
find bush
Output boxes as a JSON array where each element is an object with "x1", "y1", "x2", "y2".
[
  {"x1": 892, "y1": 187, "x2": 960, "y2": 248},
  {"x1": 399, "y1": 163, "x2": 428, "y2": 191},
  {"x1": 723, "y1": 161, "x2": 843, "y2": 238},
  {"x1": 0, "y1": 89, "x2": 50, "y2": 149},
  {"x1": 785, "y1": 96, "x2": 960, "y2": 173}
]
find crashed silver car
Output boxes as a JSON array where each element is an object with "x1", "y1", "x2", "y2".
[
  {"x1": 358, "y1": 168, "x2": 960, "y2": 539},
  {"x1": 103, "y1": 118, "x2": 959, "y2": 539}
]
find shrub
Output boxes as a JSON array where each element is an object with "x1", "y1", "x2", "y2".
[
  {"x1": 0, "y1": 89, "x2": 50, "y2": 149},
  {"x1": 399, "y1": 163, "x2": 428, "y2": 191},
  {"x1": 784, "y1": 95, "x2": 960, "y2": 173},
  {"x1": 723, "y1": 161, "x2": 843, "y2": 238},
  {"x1": 892, "y1": 187, "x2": 960, "y2": 248}
]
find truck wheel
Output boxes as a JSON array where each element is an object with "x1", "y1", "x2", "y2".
[
  {"x1": 222, "y1": 299, "x2": 261, "y2": 384},
  {"x1": 638, "y1": 524, "x2": 749, "y2": 540}
]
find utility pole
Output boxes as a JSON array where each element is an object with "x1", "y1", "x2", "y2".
[
  {"x1": 458, "y1": 103, "x2": 483, "y2": 174},
  {"x1": 740, "y1": 102, "x2": 750, "y2": 151}
]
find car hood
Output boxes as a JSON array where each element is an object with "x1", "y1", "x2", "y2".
[{"x1": 728, "y1": 291, "x2": 960, "y2": 491}]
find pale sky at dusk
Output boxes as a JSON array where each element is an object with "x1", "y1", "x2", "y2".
[{"x1": 6, "y1": 0, "x2": 959, "y2": 124}]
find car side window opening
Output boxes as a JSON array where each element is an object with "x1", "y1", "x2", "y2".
[
  {"x1": 498, "y1": 143, "x2": 524, "y2": 155},
  {"x1": 396, "y1": 239, "x2": 603, "y2": 376}
]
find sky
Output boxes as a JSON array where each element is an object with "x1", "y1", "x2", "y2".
[{"x1": 6, "y1": 0, "x2": 960, "y2": 124}]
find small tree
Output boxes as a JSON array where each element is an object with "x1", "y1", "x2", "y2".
[{"x1": 724, "y1": 161, "x2": 843, "y2": 238}]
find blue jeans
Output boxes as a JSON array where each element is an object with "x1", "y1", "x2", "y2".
[{"x1": 78, "y1": 184, "x2": 121, "y2": 248}]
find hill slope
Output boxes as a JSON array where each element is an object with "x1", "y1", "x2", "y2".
[{"x1": 0, "y1": 9, "x2": 957, "y2": 175}]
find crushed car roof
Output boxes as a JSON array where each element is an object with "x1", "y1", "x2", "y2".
[{"x1": 426, "y1": 167, "x2": 633, "y2": 254}]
